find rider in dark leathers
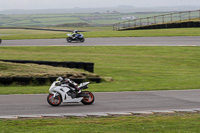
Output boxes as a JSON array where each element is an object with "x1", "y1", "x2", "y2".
[{"x1": 72, "y1": 30, "x2": 79, "y2": 39}]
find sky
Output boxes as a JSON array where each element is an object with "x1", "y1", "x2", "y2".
[{"x1": 0, "y1": 0, "x2": 200, "y2": 11}]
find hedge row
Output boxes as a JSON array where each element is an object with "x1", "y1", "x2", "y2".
[{"x1": 0, "y1": 60, "x2": 94, "y2": 73}]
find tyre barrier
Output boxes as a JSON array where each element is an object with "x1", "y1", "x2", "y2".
[
  {"x1": 0, "y1": 77, "x2": 13, "y2": 85},
  {"x1": 0, "y1": 77, "x2": 101, "y2": 85},
  {"x1": 88, "y1": 77, "x2": 101, "y2": 83},
  {"x1": 0, "y1": 60, "x2": 94, "y2": 73}
]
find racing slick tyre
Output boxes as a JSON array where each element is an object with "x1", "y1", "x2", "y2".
[
  {"x1": 81, "y1": 91, "x2": 95, "y2": 105},
  {"x1": 80, "y1": 38, "x2": 85, "y2": 43},
  {"x1": 47, "y1": 93, "x2": 62, "y2": 106}
]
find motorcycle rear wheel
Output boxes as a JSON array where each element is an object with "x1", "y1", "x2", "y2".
[
  {"x1": 47, "y1": 93, "x2": 62, "y2": 106},
  {"x1": 81, "y1": 91, "x2": 95, "y2": 105}
]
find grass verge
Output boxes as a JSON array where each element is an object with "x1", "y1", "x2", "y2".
[
  {"x1": 0, "y1": 46, "x2": 200, "y2": 94},
  {"x1": 1, "y1": 113, "x2": 200, "y2": 133},
  {"x1": 1, "y1": 27, "x2": 200, "y2": 40}
]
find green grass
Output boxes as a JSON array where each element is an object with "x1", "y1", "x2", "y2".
[
  {"x1": 1, "y1": 113, "x2": 200, "y2": 133},
  {"x1": 0, "y1": 86, "x2": 49, "y2": 94},
  {"x1": 0, "y1": 12, "x2": 169, "y2": 27},
  {"x1": 1, "y1": 28, "x2": 200, "y2": 40},
  {"x1": 85, "y1": 28, "x2": 200, "y2": 37},
  {"x1": 0, "y1": 46, "x2": 200, "y2": 94}
]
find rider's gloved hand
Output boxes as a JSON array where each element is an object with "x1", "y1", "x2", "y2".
[{"x1": 55, "y1": 81, "x2": 61, "y2": 86}]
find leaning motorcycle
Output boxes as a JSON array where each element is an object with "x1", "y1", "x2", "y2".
[
  {"x1": 47, "y1": 80, "x2": 94, "y2": 106},
  {"x1": 66, "y1": 33, "x2": 85, "y2": 43}
]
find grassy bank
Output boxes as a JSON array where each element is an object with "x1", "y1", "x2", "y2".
[
  {"x1": 1, "y1": 113, "x2": 200, "y2": 133},
  {"x1": 0, "y1": 28, "x2": 200, "y2": 40},
  {"x1": 0, "y1": 61, "x2": 97, "y2": 78},
  {"x1": 0, "y1": 46, "x2": 200, "y2": 94}
]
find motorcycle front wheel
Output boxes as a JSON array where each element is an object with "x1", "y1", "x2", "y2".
[
  {"x1": 66, "y1": 37, "x2": 72, "y2": 43},
  {"x1": 47, "y1": 93, "x2": 62, "y2": 106},
  {"x1": 79, "y1": 38, "x2": 85, "y2": 42},
  {"x1": 81, "y1": 91, "x2": 95, "y2": 105}
]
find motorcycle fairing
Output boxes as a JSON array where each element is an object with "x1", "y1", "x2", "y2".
[{"x1": 49, "y1": 81, "x2": 83, "y2": 103}]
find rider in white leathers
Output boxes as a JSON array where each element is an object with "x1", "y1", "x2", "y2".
[{"x1": 56, "y1": 77, "x2": 79, "y2": 98}]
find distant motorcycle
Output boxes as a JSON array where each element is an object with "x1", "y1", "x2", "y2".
[
  {"x1": 0, "y1": 39, "x2": 2, "y2": 44},
  {"x1": 66, "y1": 33, "x2": 85, "y2": 43},
  {"x1": 47, "y1": 80, "x2": 94, "y2": 106}
]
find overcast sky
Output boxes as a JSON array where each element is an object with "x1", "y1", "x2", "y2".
[{"x1": 0, "y1": 0, "x2": 200, "y2": 11}]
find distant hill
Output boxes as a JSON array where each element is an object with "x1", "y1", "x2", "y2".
[{"x1": 0, "y1": 5, "x2": 199, "y2": 14}]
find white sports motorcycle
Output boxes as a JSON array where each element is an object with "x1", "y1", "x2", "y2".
[{"x1": 47, "y1": 80, "x2": 94, "y2": 106}]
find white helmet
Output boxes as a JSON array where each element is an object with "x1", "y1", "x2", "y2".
[
  {"x1": 73, "y1": 30, "x2": 78, "y2": 33},
  {"x1": 56, "y1": 77, "x2": 63, "y2": 82}
]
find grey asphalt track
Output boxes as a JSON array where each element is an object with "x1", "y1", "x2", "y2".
[
  {"x1": 0, "y1": 90, "x2": 200, "y2": 117},
  {"x1": 0, "y1": 36, "x2": 200, "y2": 46},
  {"x1": 0, "y1": 37, "x2": 200, "y2": 118}
]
